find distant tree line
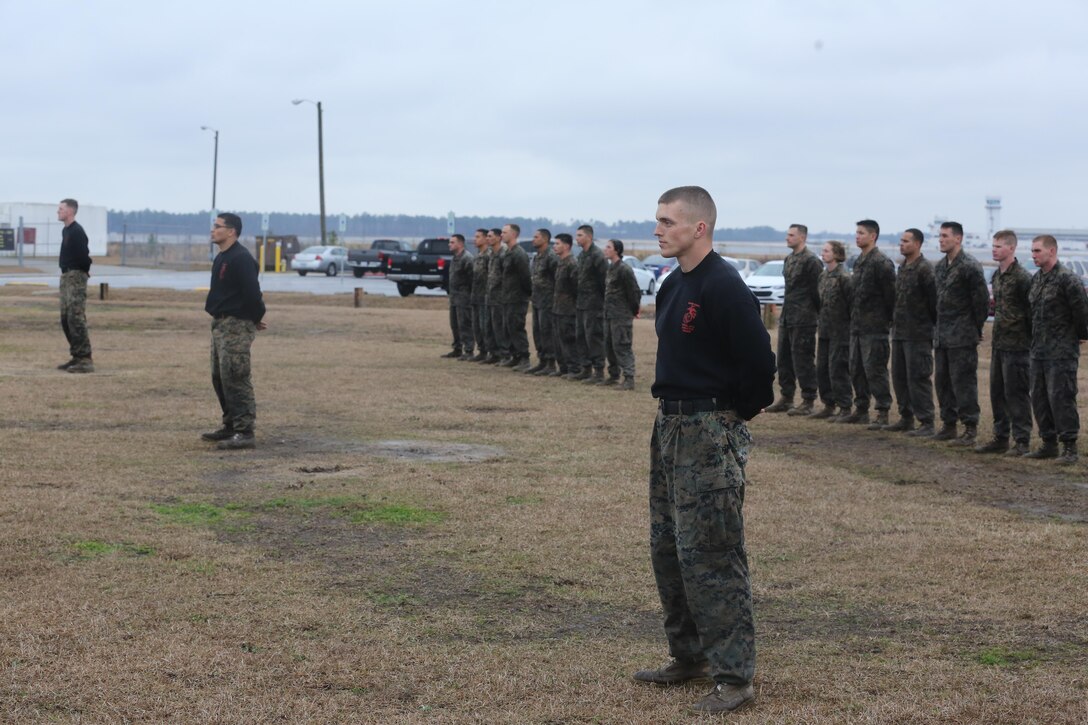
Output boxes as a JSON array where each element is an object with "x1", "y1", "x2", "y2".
[{"x1": 107, "y1": 210, "x2": 793, "y2": 241}]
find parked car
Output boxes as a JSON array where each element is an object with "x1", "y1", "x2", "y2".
[
  {"x1": 347, "y1": 239, "x2": 412, "y2": 278},
  {"x1": 745, "y1": 260, "x2": 785, "y2": 305},
  {"x1": 292, "y1": 245, "x2": 349, "y2": 276},
  {"x1": 384, "y1": 238, "x2": 453, "y2": 296},
  {"x1": 723, "y1": 256, "x2": 759, "y2": 278},
  {"x1": 641, "y1": 253, "x2": 674, "y2": 279},
  {"x1": 622, "y1": 255, "x2": 657, "y2": 295}
]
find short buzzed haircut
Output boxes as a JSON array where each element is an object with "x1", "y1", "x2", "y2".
[
  {"x1": 658, "y1": 186, "x2": 717, "y2": 234},
  {"x1": 940, "y1": 221, "x2": 964, "y2": 237},
  {"x1": 789, "y1": 224, "x2": 808, "y2": 237},
  {"x1": 451, "y1": 233, "x2": 465, "y2": 243},
  {"x1": 490, "y1": 228, "x2": 502, "y2": 236},
  {"x1": 536, "y1": 228, "x2": 551, "y2": 242},
  {"x1": 577, "y1": 224, "x2": 594, "y2": 238},
  {"x1": 904, "y1": 228, "x2": 924, "y2": 244},
  {"x1": 856, "y1": 219, "x2": 880, "y2": 239},
  {"x1": 475, "y1": 227, "x2": 488, "y2": 235},
  {"x1": 993, "y1": 229, "x2": 1018, "y2": 247},
  {"x1": 218, "y1": 213, "x2": 242, "y2": 237},
  {"x1": 507, "y1": 223, "x2": 521, "y2": 235},
  {"x1": 609, "y1": 239, "x2": 624, "y2": 256},
  {"x1": 827, "y1": 240, "x2": 846, "y2": 263},
  {"x1": 554, "y1": 233, "x2": 573, "y2": 247},
  {"x1": 1034, "y1": 234, "x2": 1058, "y2": 251},
  {"x1": 60, "y1": 198, "x2": 79, "y2": 212}
]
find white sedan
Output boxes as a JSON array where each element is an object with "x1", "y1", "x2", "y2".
[
  {"x1": 745, "y1": 260, "x2": 785, "y2": 305},
  {"x1": 291, "y1": 246, "x2": 349, "y2": 276},
  {"x1": 622, "y1": 255, "x2": 658, "y2": 295}
]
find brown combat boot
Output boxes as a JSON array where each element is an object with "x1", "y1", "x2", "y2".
[
  {"x1": 808, "y1": 404, "x2": 835, "y2": 419},
  {"x1": 632, "y1": 658, "x2": 709, "y2": 685},
  {"x1": 533, "y1": 360, "x2": 556, "y2": 376},
  {"x1": 440, "y1": 349, "x2": 461, "y2": 358},
  {"x1": 765, "y1": 397, "x2": 792, "y2": 413},
  {"x1": 907, "y1": 421, "x2": 935, "y2": 437},
  {"x1": 690, "y1": 683, "x2": 755, "y2": 714},
  {"x1": 1057, "y1": 441, "x2": 1078, "y2": 466},
  {"x1": 949, "y1": 425, "x2": 977, "y2": 447},
  {"x1": 216, "y1": 431, "x2": 255, "y2": 450},
  {"x1": 57, "y1": 358, "x2": 77, "y2": 370},
  {"x1": 975, "y1": 437, "x2": 1009, "y2": 454},
  {"x1": 867, "y1": 410, "x2": 889, "y2": 430},
  {"x1": 882, "y1": 415, "x2": 913, "y2": 432},
  {"x1": 1024, "y1": 439, "x2": 1059, "y2": 459},
  {"x1": 618, "y1": 376, "x2": 634, "y2": 391},
  {"x1": 66, "y1": 357, "x2": 95, "y2": 373},
  {"x1": 569, "y1": 369, "x2": 592, "y2": 381},
  {"x1": 596, "y1": 376, "x2": 619, "y2": 386},
  {"x1": 201, "y1": 427, "x2": 235, "y2": 442},
  {"x1": 1004, "y1": 440, "x2": 1030, "y2": 457},
  {"x1": 787, "y1": 400, "x2": 814, "y2": 416},
  {"x1": 932, "y1": 422, "x2": 958, "y2": 441},
  {"x1": 837, "y1": 408, "x2": 869, "y2": 425},
  {"x1": 583, "y1": 368, "x2": 604, "y2": 384}
]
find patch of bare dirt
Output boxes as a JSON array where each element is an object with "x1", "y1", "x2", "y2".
[
  {"x1": 252, "y1": 434, "x2": 505, "y2": 463},
  {"x1": 758, "y1": 429, "x2": 1088, "y2": 523}
]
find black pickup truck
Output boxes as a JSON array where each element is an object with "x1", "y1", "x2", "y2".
[
  {"x1": 384, "y1": 238, "x2": 453, "y2": 296},
  {"x1": 347, "y1": 239, "x2": 413, "y2": 278}
]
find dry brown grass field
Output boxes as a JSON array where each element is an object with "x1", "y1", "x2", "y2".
[{"x1": 1, "y1": 286, "x2": 1086, "y2": 724}]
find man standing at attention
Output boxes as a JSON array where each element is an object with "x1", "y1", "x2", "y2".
[
  {"x1": 443, "y1": 233, "x2": 474, "y2": 359},
  {"x1": 634, "y1": 186, "x2": 775, "y2": 715},
  {"x1": 766, "y1": 224, "x2": 822, "y2": 416},
  {"x1": 813, "y1": 240, "x2": 852, "y2": 419},
  {"x1": 573, "y1": 224, "x2": 608, "y2": 382},
  {"x1": 526, "y1": 228, "x2": 558, "y2": 375},
  {"x1": 932, "y1": 221, "x2": 989, "y2": 446},
  {"x1": 600, "y1": 239, "x2": 641, "y2": 390},
  {"x1": 887, "y1": 228, "x2": 937, "y2": 435},
  {"x1": 1025, "y1": 235, "x2": 1088, "y2": 464},
  {"x1": 56, "y1": 198, "x2": 94, "y2": 373},
  {"x1": 202, "y1": 213, "x2": 266, "y2": 450},
  {"x1": 842, "y1": 220, "x2": 895, "y2": 427},
  {"x1": 552, "y1": 234, "x2": 580, "y2": 378},
  {"x1": 976, "y1": 230, "x2": 1033, "y2": 455},
  {"x1": 499, "y1": 223, "x2": 532, "y2": 371},
  {"x1": 468, "y1": 229, "x2": 491, "y2": 362},
  {"x1": 482, "y1": 228, "x2": 508, "y2": 364}
]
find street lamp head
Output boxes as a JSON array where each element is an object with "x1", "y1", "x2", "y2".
[{"x1": 291, "y1": 99, "x2": 305, "y2": 105}]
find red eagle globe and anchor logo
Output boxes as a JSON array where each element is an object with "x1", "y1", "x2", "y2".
[{"x1": 681, "y1": 301, "x2": 700, "y2": 333}]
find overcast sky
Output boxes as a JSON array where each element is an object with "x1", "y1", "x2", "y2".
[{"x1": 3, "y1": 0, "x2": 1085, "y2": 234}]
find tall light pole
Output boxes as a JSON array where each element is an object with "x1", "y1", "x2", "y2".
[
  {"x1": 292, "y1": 99, "x2": 326, "y2": 245},
  {"x1": 200, "y1": 126, "x2": 219, "y2": 215}
]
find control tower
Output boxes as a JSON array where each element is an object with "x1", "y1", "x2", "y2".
[{"x1": 985, "y1": 196, "x2": 1002, "y2": 239}]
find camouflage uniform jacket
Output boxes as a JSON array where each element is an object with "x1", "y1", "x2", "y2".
[
  {"x1": 849, "y1": 247, "x2": 896, "y2": 336},
  {"x1": 485, "y1": 246, "x2": 505, "y2": 305},
  {"x1": 934, "y1": 250, "x2": 989, "y2": 348},
  {"x1": 471, "y1": 247, "x2": 490, "y2": 305},
  {"x1": 575, "y1": 243, "x2": 608, "y2": 311},
  {"x1": 552, "y1": 255, "x2": 578, "y2": 315},
  {"x1": 604, "y1": 259, "x2": 641, "y2": 320},
  {"x1": 448, "y1": 249, "x2": 474, "y2": 307},
  {"x1": 531, "y1": 247, "x2": 558, "y2": 309},
  {"x1": 500, "y1": 244, "x2": 532, "y2": 304},
  {"x1": 818, "y1": 265, "x2": 852, "y2": 341},
  {"x1": 1028, "y1": 261, "x2": 1088, "y2": 360},
  {"x1": 991, "y1": 259, "x2": 1032, "y2": 352},
  {"x1": 891, "y1": 256, "x2": 937, "y2": 341},
  {"x1": 780, "y1": 247, "x2": 823, "y2": 327}
]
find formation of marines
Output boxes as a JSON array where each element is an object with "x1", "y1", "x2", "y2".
[
  {"x1": 443, "y1": 223, "x2": 642, "y2": 390},
  {"x1": 767, "y1": 221, "x2": 1088, "y2": 465}
]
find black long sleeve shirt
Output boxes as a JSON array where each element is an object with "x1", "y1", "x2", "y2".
[
  {"x1": 205, "y1": 242, "x2": 266, "y2": 323},
  {"x1": 652, "y1": 252, "x2": 776, "y2": 419},
  {"x1": 59, "y1": 221, "x2": 92, "y2": 273}
]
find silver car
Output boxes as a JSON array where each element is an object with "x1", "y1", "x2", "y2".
[{"x1": 292, "y1": 246, "x2": 349, "y2": 276}]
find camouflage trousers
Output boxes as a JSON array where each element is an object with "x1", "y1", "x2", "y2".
[
  {"x1": 553, "y1": 314, "x2": 577, "y2": 373},
  {"x1": 604, "y1": 317, "x2": 635, "y2": 379},
  {"x1": 473, "y1": 303, "x2": 491, "y2": 356},
  {"x1": 211, "y1": 317, "x2": 257, "y2": 433},
  {"x1": 449, "y1": 303, "x2": 474, "y2": 354},
  {"x1": 1030, "y1": 357, "x2": 1080, "y2": 443},
  {"x1": 891, "y1": 340, "x2": 935, "y2": 424},
  {"x1": 60, "y1": 270, "x2": 92, "y2": 359},
  {"x1": 849, "y1": 334, "x2": 892, "y2": 412},
  {"x1": 489, "y1": 304, "x2": 509, "y2": 358},
  {"x1": 777, "y1": 325, "x2": 817, "y2": 402},
  {"x1": 816, "y1": 338, "x2": 852, "y2": 409},
  {"x1": 935, "y1": 346, "x2": 980, "y2": 426},
  {"x1": 530, "y1": 301, "x2": 555, "y2": 362},
  {"x1": 504, "y1": 300, "x2": 530, "y2": 359},
  {"x1": 991, "y1": 349, "x2": 1032, "y2": 443},
  {"x1": 576, "y1": 309, "x2": 605, "y2": 371},
  {"x1": 649, "y1": 409, "x2": 755, "y2": 686}
]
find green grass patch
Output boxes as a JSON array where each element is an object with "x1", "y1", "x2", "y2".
[
  {"x1": 349, "y1": 504, "x2": 444, "y2": 525},
  {"x1": 69, "y1": 540, "x2": 155, "y2": 559},
  {"x1": 976, "y1": 646, "x2": 1038, "y2": 666},
  {"x1": 504, "y1": 495, "x2": 542, "y2": 505},
  {"x1": 259, "y1": 496, "x2": 443, "y2": 526},
  {"x1": 151, "y1": 501, "x2": 247, "y2": 526}
]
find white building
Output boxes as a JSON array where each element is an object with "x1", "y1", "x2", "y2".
[{"x1": 0, "y1": 202, "x2": 108, "y2": 258}]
